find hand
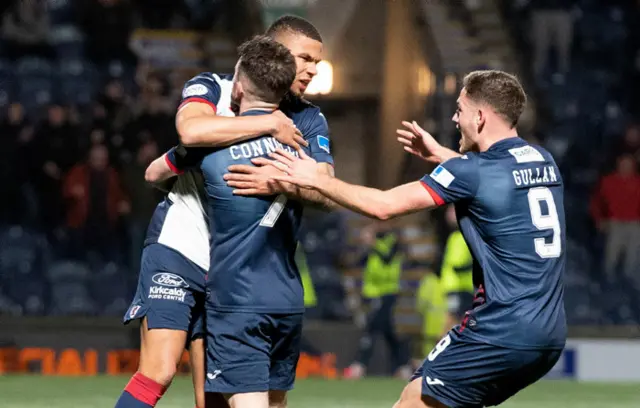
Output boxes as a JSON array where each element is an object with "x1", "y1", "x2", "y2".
[
  {"x1": 396, "y1": 121, "x2": 445, "y2": 164},
  {"x1": 267, "y1": 149, "x2": 324, "y2": 190},
  {"x1": 224, "y1": 157, "x2": 294, "y2": 196},
  {"x1": 269, "y1": 110, "x2": 308, "y2": 151}
]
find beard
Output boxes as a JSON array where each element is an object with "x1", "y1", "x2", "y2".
[{"x1": 458, "y1": 130, "x2": 475, "y2": 153}]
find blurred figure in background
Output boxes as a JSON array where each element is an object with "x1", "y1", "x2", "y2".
[
  {"x1": 78, "y1": 0, "x2": 135, "y2": 64},
  {"x1": 299, "y1": 209, "x2": 350, "y2": 320},
  {"x1": 34, "y1": 104, "x2": 80, "y2": 229},
  {"x1": 1, "y1": 0, "x2": 51, "y2": 60},
  {"x1": 590, "y1": 153, "x2": 640, "y2": 281},
  {"x1": 1, "y1": 102, "x2": 34, "y2": 224},
  {"x1": 439, "y1": 205, "x2": 474, "y2": 335},
  {"x1": 63, "y1": 144, "x2": 130, "y2": 263},
  {"x1": 343, "y1": 221, "x2": 410, "y2": 380},
  {"x1": 415, "y1": 269, "x2": 445, "y2": 363},
  {"x1": 416, "y1": 205, "x2": 474, "y2": 361},
  {"x1": 122, "y1": 140, "x2": 163, "y2": 273},
  {"x1": 527, "y1": 0, "x2": 576, "y2": 78}
]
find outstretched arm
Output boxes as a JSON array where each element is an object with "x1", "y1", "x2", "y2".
[
  {"x1": 305, "y1": 177, "x2": 436, "y2": 220},
  {"x1": 225, "y1": 159, "x2": 340, "y2": 211},
  {"x1": 268, "y1": 150, "x2": 438, "y2": 220},
  {"x1": 281, "y1": 162, "x2": 339, "y2": 211}
]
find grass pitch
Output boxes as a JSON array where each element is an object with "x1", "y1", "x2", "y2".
[{"x1": 0, "y1": 375, "x2": 638, "y2": 407}]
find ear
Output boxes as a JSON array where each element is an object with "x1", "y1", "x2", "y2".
[
  {"x1": 476, "y1": 109, "x2": 486, "y2": 126},
  {"x1": 232, "y1": 79, "x2": 244, "y2": 104},
  {"x1": 475, "y1": 109, "x2": 487, "y2": 133}
]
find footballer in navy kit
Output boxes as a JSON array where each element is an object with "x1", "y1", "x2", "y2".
[
  {"x1": 266, "y1": 70, "x2": 566, "y2": 408},
  {"x1": 115, "y1": 16, "x2": 335, "y2": 408},
  {"x1": 168, "y1": 36, "x2": 334, "y2": 408}
]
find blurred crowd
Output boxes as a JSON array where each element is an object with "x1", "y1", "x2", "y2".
[
  {"x1": 1, "y1": 0, "x2": 640, "y2": 326},
  {"x1": 0, "y1": 0, "x2": 262, "y2": 316}
]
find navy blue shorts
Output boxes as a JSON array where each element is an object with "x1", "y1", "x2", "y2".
[
  {"x1": 412, "y1": 329, "x2": 562, "y2": 408},
  {"x1": 124, "y1": 244, "x2": 206, "y2": 341},
  {"x1": 204, "y1": 308, "x2": 303, "y2": 394}
]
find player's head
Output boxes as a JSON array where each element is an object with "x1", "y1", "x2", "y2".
[
  {"x1": 232, "y1": 35, "x2": 297, "y2": 107},
  {"x1": 453, "y1": 70, "x2": 527, "y2": 153},
  {"x1": 266, "y1": 15, "x2": 323, "y2": 96},
  {"x1": 616, "y1": 153, "x2": 637, "y2": 175}
]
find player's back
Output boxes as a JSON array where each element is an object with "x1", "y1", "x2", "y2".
[
  {"x1": 452, "y1": 138, "x2": 566, "y2": 349},
  {"x1": 201, "y1": 110, "x2": 305, "y2": 314}
]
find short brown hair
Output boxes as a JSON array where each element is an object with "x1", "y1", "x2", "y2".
[
  {"x1": 237, "y1": 35, "x2": 296, "y2": 104},
  {"x1": 462, "y1": 70, "x2": 527, "y2": 128}
]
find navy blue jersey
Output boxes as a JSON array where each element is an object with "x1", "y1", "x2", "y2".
[
  {"x1": 170, "y1": 73, "x2": 334, "y2": 313},
  {"x1": 421, "y1": 137, "x2": 566, "y2": 350}
]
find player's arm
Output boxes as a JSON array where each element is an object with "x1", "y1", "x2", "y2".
[
  {"x1": 288, "y1": 163, "x2": 339, "y2": 211},
  {"x1": 269, "y1": 149, "x2": 479, "y2": 219},
  {"x1": 144, "y1": 146, "x2": 208, "y2": 191},
  {"x1": 268, "y1": 150, "x2": 436, "y2": 219},
  {"x1": 226, "y1": 111, "x2": 340, "y2": 210},
  {"x1": 291, "y1": 122, "x2": 340, "y2": 210},
  {"x1": 144, "y1": 154, "x2": 177, "y2": 193},
  {"x1": 176, "y1": 75, "x2": 306, "y2": 149},
  {"x1": 177, "y1": 104, "x2": 305, "y2": 149}
]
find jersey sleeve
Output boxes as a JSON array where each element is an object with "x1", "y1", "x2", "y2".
[
  {"x1": 419, "y1": 155, "x2": 479, "y2": 205},
  {"x1": 165, "y1": 145, "x2": 208, "y2": 174},
  {"x1": 178, "y1": 73, "x2": 222, "y2": 113},
  {"x1": 302, "y1": 111, "x2": 334, "y2": 165}
]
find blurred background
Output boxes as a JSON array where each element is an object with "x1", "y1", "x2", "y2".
[{"x1": 1, "y1": 0, "x2": 640, "y2": 391}]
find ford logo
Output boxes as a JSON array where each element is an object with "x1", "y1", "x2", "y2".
[{"x1": 152, "y1": 273, "x2": 189, "y2": 288}]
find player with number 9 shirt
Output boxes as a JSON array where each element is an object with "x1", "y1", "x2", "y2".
[{"x1": 264, "y1": 70, "x2": 566, "y2": 408}]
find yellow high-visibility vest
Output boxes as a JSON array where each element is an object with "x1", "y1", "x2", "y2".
[
  {"x1": 362, "y1": 233, "x2": 402, "y2": 299},
  {"x1": 296, "y1": 244, "x2": 317, "y2": 307},
  {"x1": 416, "y1": 272, "x2": 447, "y2": 355}
]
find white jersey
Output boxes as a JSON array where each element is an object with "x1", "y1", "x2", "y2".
[{"x1": 146, "y1": 73, "x2": 235, "y2": 271}]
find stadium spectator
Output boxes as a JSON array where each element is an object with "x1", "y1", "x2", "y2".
[
  {"x1": 528, "y1": 0, "x2": 576, "y2": 77},
  {"x1": 134, "y1": 0, "x2": 189, "y2": 29},
  {"x1": 97, "y1": 79, "x2": 134, "y2": 137},
  {"x1": 1, "y1": 103, "x2": 32, "y2": 223},
  {"x1": 121, "y1": 140, "x2": 163, "y2": 271},
  {"x1": 1, "y1": 0, "x2": 51, "y2": 60},
  {"x1": 77, "y1": 0, "x2": 136, "y2": 64},
  {"x1": 610, "y1": 124, "x2": 640, "y2": 167},
  {"x1": 63, "y1": 144, "x2": 130, "y2": 262},
  {"x1": 590, "y1": 153, "x2": 640, "y2": 280},
  {"x1": 33, "y1": 105, "x2": 80, "y2": 228}
]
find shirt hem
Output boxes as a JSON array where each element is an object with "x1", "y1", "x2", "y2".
[
  {"x1": 208, "y1": 305, "x2": 305, "y2": 314},
  {"x1": 458, "y1": 329, "x2": 566, "y2": 350}
]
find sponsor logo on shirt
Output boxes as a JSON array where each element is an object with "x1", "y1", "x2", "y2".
[
  {"x1": 508, "y1": 145, "x2": 545, "y2": 163},
  {"x1": 152, "y1": 273, "x2": 189, "y2": 288},
  {"x1": 182, "y1": 84, "x2": 208, "y2": 98},
  {"x1": 148, "y1": 286, "x2": 187, "y2": 302},
  {"x1": 430, "y1": 165, "x2": 455, "y2": 188},
  {"x1": 317, "y1": 135, "x2": 330, "y2": 154}
]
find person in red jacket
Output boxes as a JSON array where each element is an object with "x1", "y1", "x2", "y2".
[
  {"x1": 63, "y1": 144, "x2": 130, "y2": 261},
  {"x1": 590, "y1": 153, "x2": 640, "y2": 280}
]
